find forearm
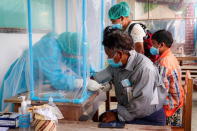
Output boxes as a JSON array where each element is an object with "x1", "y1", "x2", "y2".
[
  {"x1": 164, "y1": 75, "x2": 181, "y2": 107},
  {"x1": 94, "y1": 66, "x2": 112, "y2": 83},
  {"x1": 166, "y1": 91, "x2": 181, "y2": 107}
]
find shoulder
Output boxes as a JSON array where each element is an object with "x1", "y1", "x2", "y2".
[
  {"x1": 129, "y1": 23, "x2": 146, "y2": 37},
  {"x1": 136, "y1": 54, "x2": 156, "y2": 71},
  {"x1": 159, "y1": 54, "x2": 180, "y2": 71},
  {"x1": 132, "y1": 23, "x2": 144, "y2": 30},
  {"x1": 131, "y1": 23, "x2": 144, "y2": 31}
]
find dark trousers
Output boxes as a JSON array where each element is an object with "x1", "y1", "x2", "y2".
[
  {"x1": 99, "y1": 108, "x2": 166, "y2": 126},
  {"x1": 126, "y1": 108, "x2": 166, "y2": 126}
]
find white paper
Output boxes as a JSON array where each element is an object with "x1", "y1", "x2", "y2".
[{"x1": 0, "y1": 127, "x2": 9, "y2": 131}]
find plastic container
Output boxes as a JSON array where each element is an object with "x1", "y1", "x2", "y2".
[{"x1": 18, "y1": 96, "x2": 30, "y2": 128}]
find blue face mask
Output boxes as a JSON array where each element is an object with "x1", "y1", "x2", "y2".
[
  {"x1": 107, "y1": 58, "x2": 122, "y2": 68},
  {"x1": 150, "y1": 47, "x2": 159, "y2": 55},
  {"x1": 111, "y1": 24, "x2": 122, "y2": 30}
]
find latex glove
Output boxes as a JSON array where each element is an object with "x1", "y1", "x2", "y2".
[
  {"x1": 87, "y1": 79, "x2": 104, "y2": 91},
  {"x1": 74, "y1": 79, "x2": 104, "y2": 91},
  {"x1": 100, "y1": 82, "x2": 111, "y2": 92}
]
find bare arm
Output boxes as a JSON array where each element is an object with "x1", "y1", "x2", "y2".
[
  {"x1": 134, "y1": 42, "x2": 144, "y2": 54},
  {"x1": 130, "y1": 24, "x2": 146, "y2": 54}
]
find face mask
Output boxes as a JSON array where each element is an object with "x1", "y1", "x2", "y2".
[
  {"x1": 107, "y1": 58, "x2": 122, "y2": 68},
  {"x1": 111, "y1": 24, "x2": 122, "y2": 30},
  {"x1": 150, "y1": 47, "x2": 159, "y2": 55}
]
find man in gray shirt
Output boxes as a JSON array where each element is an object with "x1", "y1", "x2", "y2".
[{"x1": 95, "y1": 27, "x2": 167, "y2": 125}]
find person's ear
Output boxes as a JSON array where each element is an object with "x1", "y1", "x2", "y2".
[
  {"x1": 160, "y1": 42, "x2": 165, "y2": 48},
  {"x1": 115, "y1": 50, "x2": 123, "y2": 60},
  {"x1": 120, "y1": 16, "x2": 124, "y2": 22}
]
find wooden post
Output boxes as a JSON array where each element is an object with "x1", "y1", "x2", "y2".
[{"x1": 182, "y1": 71, "x2": 193, "y2": 131}]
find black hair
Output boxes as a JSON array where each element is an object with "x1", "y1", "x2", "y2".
[
  {"x1": 152, "y1": 29, "x2": 173, "y2": 48},
  {"x1": 102, "y1": 26, "x2": 134, "y2": 51}
]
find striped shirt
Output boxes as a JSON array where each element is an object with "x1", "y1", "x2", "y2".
[{"x1": 155, "y1": 49, "x2": 184, "y2": 117}]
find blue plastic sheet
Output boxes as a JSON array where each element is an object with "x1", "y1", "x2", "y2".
[
  {"x1": 0, "y1": 0, "x2": 114, "y2": 111},
  {"x1": 0, "y1": 32, "x2": 84, "y2": 110}
]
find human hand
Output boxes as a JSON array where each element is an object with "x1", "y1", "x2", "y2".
[
  {"x1": 87, "y1": 79, "x2": 104, "y2": 91},
  {"x1": 101, "y1": 112, "x2": 117, "y2": 123},
  {"x1": 74, "y1": 78, "x2": 105, "y2": 91}
]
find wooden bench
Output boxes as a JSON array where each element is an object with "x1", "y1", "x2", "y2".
[
  {"x1": 172, "y1": 71, "x2": 193, "y2": 131},
  {"x1": 176, "y1": 56, "x2": 197, "y2": 81},
  {"x1": 181, "y1": 66, "x2": 197, "y2": 81},
  {"x1": 176, "y1": 56, "x2": 197, "y2": 66}
]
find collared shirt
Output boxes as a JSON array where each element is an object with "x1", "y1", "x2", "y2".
[
  {"x1": 155, "y1": 49, "x2": 184, "y2": 117},
  {"x1": 95, "y1": 50, "x2": 167, "y2": 121}
]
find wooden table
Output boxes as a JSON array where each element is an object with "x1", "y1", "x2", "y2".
[
  {"x1": 9, "y1": 121, "x2": 173, "y2": 131},
  {"x1": 176, "y1": 56, "x2": 197, "y2": 61},
  {"x1": 4, "y1": 92, "x2": 101, "y2": 121},
  {"x1": 180, "y1": 65, "x2": 197, "y2": 80},
  {"x1": 176, "y1": 56, "x2": 197, "y2": 66}
]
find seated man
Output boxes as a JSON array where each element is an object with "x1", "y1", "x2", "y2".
[
  {"x1": 93, "y1": 27, "x2": 167, "y2": 126},
  {"x1": 150, "y1": 30, "x2": 184, "y2": 126},
  {"x1": 0, "y1": 32, "x2": 99, "y2": 111}
]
